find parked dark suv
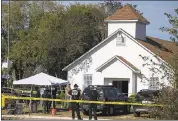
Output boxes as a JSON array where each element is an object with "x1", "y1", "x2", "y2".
[
  {"x1": 2, "y1": 87, "x2": 19, "y2": 96},
  {"x1": 2, "y1": 87, "x2": 20, "y2": 109},
  {"x1": 81, "y1": 85, "x2": 130, "y2": 115},
  {"x1": 133, "y1": 89, "x2": 160, "y2": 117},
  {"x1": 2, "y1": 87, "x2": 31, "y2": 108}
]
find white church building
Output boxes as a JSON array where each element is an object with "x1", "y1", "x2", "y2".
[{"x1": 62, "y1": 5, "x2": 178, "y2": 95}]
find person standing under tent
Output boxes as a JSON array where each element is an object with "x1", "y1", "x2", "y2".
[
  {"x1": 31, "y1": 87, "x2": 40, "y2": 113},
  {"x1": 64, "y1": 84, "x2": 71, "y2": 110},
  {"x1": 69, "y1": 84, "x2": 83, "y2": 120},
  {"x1": 43, "y1": 88, "x2": 51, "y2": 113},
  {"x1": 52, "y1": 87, "x2": 57, "y2": 108},
  {"x1": 42, "y1": 89, "x2": 47, "y2": 113},
  {"x1": 47, "y1": 89, "x2": 52, "y2": 112},
  {"x1": 40, "y1": 88, "x2": 45, "y2": 106},
  {"x1": 30, "y1": 87, "x2": 36, "y2": 113}
]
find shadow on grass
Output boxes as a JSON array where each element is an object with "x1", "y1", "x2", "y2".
[{"x1": 82, "y1": 110, "x2": 151, "y2": 119}]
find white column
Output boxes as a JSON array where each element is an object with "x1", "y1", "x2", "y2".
[{"x1": 132, "y1": 72, "x2": 137, "y2": 95}]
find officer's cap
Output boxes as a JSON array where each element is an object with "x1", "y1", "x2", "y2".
[{"x1": 74, "y1": 84, "x2": 78, "y2": 87}]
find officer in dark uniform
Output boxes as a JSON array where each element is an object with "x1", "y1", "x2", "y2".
[
  {"x1": 42, "y1": 88, "x2": 51, "y2": 113},
  {"x1": 42, "y1": 89, "x2": 48, "y2": 113},
  {"x1": 47, "y1": 90, "x2": 52, "y2": 111},
  {"x1": 52, "y1": 87, "x2": 57, "y2": 108},
  {"x1": 88, "y1": 86, "x2": 99, "y2": 120},
  {"x1": 69, "y1": 84, "x2": 83, "y2": 120},
  {"x1": 31, "y1": 87, "x2": 40, "y2": 113}
]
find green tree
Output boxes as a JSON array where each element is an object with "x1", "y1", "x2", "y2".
[
  {"x1": 1, "y1": 28, "x2": 8, "y2": 63},
  {"x1": 2, "y1": 1, "x2": 143, "y2": 83},
  {"x1": 2, "y1": 2, "x2": 109, "y2": 80},
  {"x1": 140, "y1": 7, "x2": 178, "y2": 119},
  {"x1": 38, "y1": 3, "x2": 106, "y2": 78},
  {"x1": 160, "y1": 8, "x2": 178, "y2": 43},
  {"x1": 160, "y1": 7, "x2": 178, "y2": 88},
  {"x1": 1, "y1": 1, "x2": 56, "y2": 79},
  {"x1": 2, "y1": 1, "x2": 29, "y2": 80},
  {"x1": 99, "y1": 1, "x2": 122, "y2": 17}
]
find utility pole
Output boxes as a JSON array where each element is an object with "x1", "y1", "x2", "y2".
[{"x1": 7, "y1": 0, "x2": 10, "y2": 87}]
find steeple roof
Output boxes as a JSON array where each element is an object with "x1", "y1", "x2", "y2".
[{"x1": 105, "y1": 4, "x2": 150, "y2": 24}]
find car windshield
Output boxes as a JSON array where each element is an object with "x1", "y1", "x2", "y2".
[
  {"x1": 115, "y1": 88, "x2": 122, "y2": 96},
  {"x1": 103, "y1": 88, "x2": 117, "y2": 97}
]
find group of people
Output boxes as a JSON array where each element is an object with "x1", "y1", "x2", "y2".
[
  {"x1": 30, "y1": 86, "x2": 57, "y2": 113},
  {"x1": 42, "y1": 87, "x2": 57, "y2": 113},
  {"x1": 30, "y1": 83, "x2": 99, "y2": 120},
  {"x1": 65, "y1": 83, "x2": 99, "y2": 120}
]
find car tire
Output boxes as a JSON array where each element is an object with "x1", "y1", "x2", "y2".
[
  {"x1": 82, "y1": 109, "x2": 89, "y2": 116},
  {"x1": 113, "y1": 108, "x2": 117, "y2": 115},
  {"x1": 101, "y1": 110, "x2": 107, "y2": 116},
  {"x1": 134, "y1": 112, "x2": 140, "y2": 117},
  {"x1": 124, "y1": 105, "x2": 130, "y2": 114},
  {"x1": 109, "y1": 107, "x2": 114, "y2": 115},
  {"x1": 102, "y1": 107, "x2": 108, "y2": 116}
]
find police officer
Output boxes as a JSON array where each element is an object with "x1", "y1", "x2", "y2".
[
  {"x1": 69, "y1": 84, "x2": 83, "y2": 120},
  {"x1": 88, "y1": 86, "x2": 99, "y2": 120},
  {"x1": 43, "y1": 88, "x2": 51, "y2": 113},
  {"x1": 32, "y1": 87, "x2": 40, "y2": 113},
  {"x1": 52, "y1": 87, "x2": 57, "y2": 108},
  {"x1": 42, "y1": 89, "x2": 48, "y2": 113}
]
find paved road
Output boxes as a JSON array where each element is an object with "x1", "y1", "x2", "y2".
[{"x1": 2, "y1": 115, "x2": 110, "y2": 120}]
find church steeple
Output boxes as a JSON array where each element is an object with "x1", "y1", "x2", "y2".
[{"x1": 105, "y1": 5, "x2": 150, "y2": 40}]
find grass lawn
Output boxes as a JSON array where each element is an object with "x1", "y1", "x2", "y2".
[{"x1": 2, "y1": 104, "x2": 153, "y2": 120}]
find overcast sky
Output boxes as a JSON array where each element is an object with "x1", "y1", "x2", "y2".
[{"x1": 60, "y1": 1, "x2": 178, "y2": 41}]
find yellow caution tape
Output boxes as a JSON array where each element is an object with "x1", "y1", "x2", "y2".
[
  {"x1": 2, "y1": 95, "x2": 5, "y2": 107},
  {"x1": 3, "y1": 95, "x2": 163, "y2": 107}
]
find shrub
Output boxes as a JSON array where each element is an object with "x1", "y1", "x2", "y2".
[
  {"x1": 128, "y1": 94, "x2": 136, "y2": 103},
  {"x1": 59, "y1": 91, "x2": 65, "y2": 106},
  {"x1": 150, "y1": 87, "x2": 178, "y2": 120},
  {"x1": 59, "y1": 91, "x2": 65, "y2": 99}
]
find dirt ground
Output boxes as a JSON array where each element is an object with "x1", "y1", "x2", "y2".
[
  {"x1": 2, "y1": 103, "x2": 153, "y2": 120},
  {"x1": 53, "y1": 111, "x2": 153, "y2": 120},
  {"x1": 2, "y1": 109, "x2": 153, "y2": 120}
]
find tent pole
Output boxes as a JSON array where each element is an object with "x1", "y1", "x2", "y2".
[
  {"x1": 29, "y1": 86, "x2": 33, "y2": 114},
  {"x1": 51, "y1": 86, "x2": 53, "y2": 109},
  {"x1": 11, "y1": 84, "x2": 14, "y2": 93}
]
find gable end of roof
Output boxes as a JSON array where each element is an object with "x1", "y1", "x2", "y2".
[
  {"x1": 62, "y1": 28, "x2": 171, "y2": 71},
  {"x1": 96, "y1": 55, "x2": 140, "y2": 73},
  {"x1": 62, "y1": 28, "x2": 123, "y2": 71}
]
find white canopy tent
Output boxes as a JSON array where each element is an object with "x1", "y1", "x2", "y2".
[
  {"x1": 13, "y1": 72, "x2": 68, "y2": 86},
  {"x1": 13, "y1": 72, "x2": 68, "y2": 110}
]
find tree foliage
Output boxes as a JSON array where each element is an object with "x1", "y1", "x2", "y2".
[
  {"x1": 160, "y1": 8, "x2": 178, "y2": 43},
  {"x1": 1, "y1": 28, "x2": 8, "y2": 62},
  {"x1": 99, "y1": 1, "x2": 122, "y2": 17},
  {"x1": 159, "y1": 7, "x2": 178, "y2": 88},
  {"x1": 140, "y1": 7, "x2": 178, "y2": 120},
  {"x1": 1, "y1": 1, "x2": 140, "y2": 83}
]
